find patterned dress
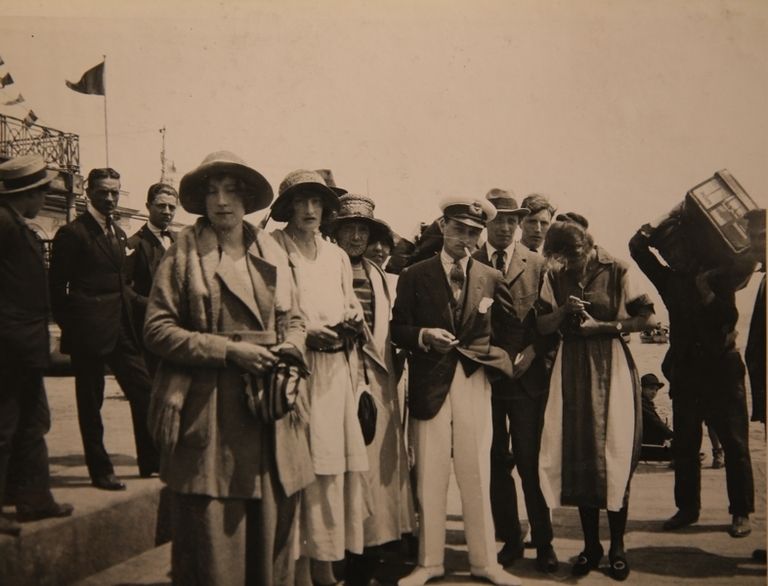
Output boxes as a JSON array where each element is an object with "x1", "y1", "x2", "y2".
[{"x1": 537, "y1": 247, "x2": 653, "y2": 511}]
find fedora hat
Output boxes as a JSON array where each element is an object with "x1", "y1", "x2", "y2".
[
  {"x1": 440, "y1": 195, "x2": 497, "y2": 229},
  {"x1": 179, "y1": 151, "x2": 273, "y2": 215},
  {"x1": 640, "y1": 373, "x2": 665, "y2": 389},
  {"x1": 270, "y1": 169, "x2": 340, "y2": 222},
  {"x1": 0, "y1": 154, "x2": 57, "y2": 195},
  {"x1": 330, "y1": 194, "x2": 392, "y2": 244},
  {"x1": 485, "y1": 188, "x2": 530, "y2": 217}
]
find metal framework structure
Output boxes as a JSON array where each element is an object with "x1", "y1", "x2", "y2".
[{"x1": 0, "y1": 113, "x2": 80, "y2": 171}]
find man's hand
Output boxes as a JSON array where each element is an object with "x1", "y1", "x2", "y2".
[
  {"x1": 226, "y1": 341, "x2": 277, "y2": 375},
  {"x1": 511, "y1": 344, "x2": 536, "y2": 379},
  {"x1": 422, "y1": 328, "x2": 459, "y2": 354}
]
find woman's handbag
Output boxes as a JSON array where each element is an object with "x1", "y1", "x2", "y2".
[
  {"x1": 243, "y1": 345, "x2": 310, "y2": 423},
  {"x1": 356, "y1": 346, "x2": 377, "y2": 445}
]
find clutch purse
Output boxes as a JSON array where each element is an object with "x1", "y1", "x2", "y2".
[{"x1": 243, "y1": 346, "x2": 310, "y2": 423}]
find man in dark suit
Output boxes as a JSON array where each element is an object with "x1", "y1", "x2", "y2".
[
  {"x1": 127, "y1": 182, "x2": 178, "y2": 374},
  {"x1": 0, "y1": 155, "x2": 74, "y2": 535},
  {"x1": 49, "y1": 168, "x2": 159, "y2": 490},
  {"x1": 473, "y1": 189, "x2": 558, "y2": 572},
  {"x1": 392, "y1": 197, "x2": 520, "y2": 586}
]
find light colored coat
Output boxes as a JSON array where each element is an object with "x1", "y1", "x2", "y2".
[
  {"x1": 144, "y1": 219, "x2": 313, "y2": 499},
  {"x1": 348, "y1": 259, "x2": 415, "y2": 546}
]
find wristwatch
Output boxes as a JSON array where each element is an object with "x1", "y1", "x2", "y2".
[{"x1": 615, "y1": 322, "x2": 623, "y2": 332}]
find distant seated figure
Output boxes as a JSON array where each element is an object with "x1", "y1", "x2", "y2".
[{"x1": 640, "y1": 374, "x2": 673, "y2": 459}]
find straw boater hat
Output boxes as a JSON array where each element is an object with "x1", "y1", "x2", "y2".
[
  {"x1": 179, "y1": 151, "x2": 273, "y2": 215},
  {"x1": 270, "y1": 169, "x2": 340, "y2": 222},
  {"x1": 0, "y1": 154, "x2": 58, "y2": 194},
  {"x1": 485, "y1": 188, "x2": 530, "y2": 217},
  {"x1": 440, "y1": 195, "x2": 497, "y2": 229},
  {"x1": 330, "y1": 194, "x2": 393, "y2": 244}
]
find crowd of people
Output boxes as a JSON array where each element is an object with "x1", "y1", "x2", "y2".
[{"x1": 0, "y1": 151, "x2": 764, "y2": 585}]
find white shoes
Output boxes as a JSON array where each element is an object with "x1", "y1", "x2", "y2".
[
  {"x1": 470, "y1": 565, "x2": 522, "y2": 586},
  {"x1": 397, "y1": 565, "x2": 445, "y2": 586}
]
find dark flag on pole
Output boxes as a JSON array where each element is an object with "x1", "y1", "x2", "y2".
[
  {"x1": 23, "y1": 110, "x2": 38, "y2": 127},
  {"x1": 66, "y1": 62, "x2": 105, "y2": 95},
  {"x1": 3, "y1": 93, "x2": 24, "y2": 106},
  {"x1": 0, "y1": 73, "x2": 14, "y2": 88}
]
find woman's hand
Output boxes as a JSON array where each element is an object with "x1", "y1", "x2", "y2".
[
  {"x1": 343, "y1": 306, "x2": 364, "y2": 324},
  {"x1": 226, "y1": 341, "x2": 277, "y2": 375},
  {"x1": 578, "y1": 312, "x2": 603, "y2": 336},
  {"x1": 564, "y1": 295, "x2": 590, "y2": 314},
  {"x1": 307, "y1": 324, "x2": 340, "y2": 350}
]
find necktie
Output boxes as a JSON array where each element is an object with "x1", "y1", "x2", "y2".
[
  {"x1": 449, "y1": 260, "x2": 465, "y2": 302},
  {"x1": 494, "y1": 249, "x2": 506, "y2": 272},
  {"x1": 105, "y1": 216, "x2": 120, "y2": 257}
]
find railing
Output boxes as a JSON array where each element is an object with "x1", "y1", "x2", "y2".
[{"x1": 0, "y1": 114, "x2": 80, "y2": 172}]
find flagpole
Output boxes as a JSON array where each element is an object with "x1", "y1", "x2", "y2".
[{"x1": 102, "y1": 55, "x2": 109, "y2": 167}]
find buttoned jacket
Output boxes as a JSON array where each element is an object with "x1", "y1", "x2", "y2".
[{"x1": 390, "y1": 254, "x2": 515, "y2": 420}]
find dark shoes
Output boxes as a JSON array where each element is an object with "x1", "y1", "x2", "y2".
[
  {"x1": 536, "y1": 545, "x2": 559, "y2": 573},
  {"x1": 0, "y1": 517, "x2": 21, "y2": 536},
  {"x1": 663, "y1": 509, "x2": 699, "y2": 531},
  {"x1": 497, "y1": 541, "x2": 525, "y2": 566},
  {"x1": 711, "y1": 448, "x2": 725, "y2": 469},
  {"x1": 608, "y1": 551, "x2": 630, "y2": 581},
  {"x1": 92, "y1": 473, "x2": 126, "y2": 491},
  {"x1": 16, "y1": 501, "x2": 74, "y2": 523},
  {"x1": 729, "y1": 515, "x2": 751, "y2": 538},
  {"x1": 571, "y1": 545, "x2": 603, "y2": 577}
]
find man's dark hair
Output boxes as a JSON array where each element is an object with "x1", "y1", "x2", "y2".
[
  {"x1": 521, "y1": 193, "x2": 555, "y2": 217},
  {"x1": 555, "y1": 211, "x2": 589, "y2": 229},
  {"x1": 87, "y1": 167, "x2": 120, "y2": 187},
  {"x1": 146, "y1": 182, "x2": 178, "y2": 204}
]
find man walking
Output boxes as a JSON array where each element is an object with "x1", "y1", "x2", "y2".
[
  {"x1": 392, "y1": 196, "x2": 520, "y2": 586},
  {"x1": 50, "y1": 168, "x2": 159, "y2": 490},
  {"x1": 0, "y1": 155, "x2": 73, "y2": 535},
  {"x1": 474, "y1": 189, "x2": 558, "y2": 572},
  {"x1": 127, "y1": 182, "x2": 178, "y2": 374}
]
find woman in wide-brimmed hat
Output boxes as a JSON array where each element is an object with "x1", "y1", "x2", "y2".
[
  {"x1": 144, "y1": 151, "x2": 313, "y2": 586},
  {"x1": 270, "y1": 170, "x2": 369, "y2": 586}
]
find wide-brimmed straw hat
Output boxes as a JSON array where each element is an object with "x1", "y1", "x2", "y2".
[
  {"x1": 329, "y1": 194, "x2": 392, "y2": 244},
  {"x1": 179, "y1": 151, "x2": 273, "y2": 215},
  {"x1": 270, "y1": 169, "x2": 340, "y2": 222},
  {"x1": 485, "y1": 188, "x2": 530, "y2": 217},
  {"x1": 0, "y1": 154, "x2": 58, "y2": 195},
  {"x1": 315, "y1": 169, "x2": 348, "y2": 196}
]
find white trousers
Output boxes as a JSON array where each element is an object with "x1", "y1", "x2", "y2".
[{"x1": 411, "y1": 365, "x2": 500, "y2": 572}]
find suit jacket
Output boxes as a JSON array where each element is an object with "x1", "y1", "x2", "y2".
[
  {"x1": 127, "y1": 224, "x2": 175, "y2": 340},
  {"x1": 49, "y1": 211, "x2": 137, "y2": 357},
  {"x1": 746, "y1": 274, "x2": 766, "y2": 423},
  {"x1": 390, "y1": 254, "x2": 515, "y2": 420},
  {"x1": 474, "y1": 243, "x2": 554, "y2": 397},
  {"x1": 0, "y1": 204, "x2": 50, "y2": 368}
]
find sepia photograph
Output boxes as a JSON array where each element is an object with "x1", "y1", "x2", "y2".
[{"x1": 1, "y1": 1, "x2": 766, "y2": 584}]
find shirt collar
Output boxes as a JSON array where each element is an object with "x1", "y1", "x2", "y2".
[
  {"x1": 86, "y1": 202, "x2": 110, "y2": 233},
  {"x1": 440, "y1": 249, "x2": 469, "y2": 277},
  {"x1": 146, "y1": 221, "x2": 171, "y2": 244},
  {"x1": 485, "y1": 241, "x2": 516, "y2": 269}
]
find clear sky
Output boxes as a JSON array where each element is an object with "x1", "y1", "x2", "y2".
[{"x1": 2, "y1": 1, "x2": 766, "y2": 283}]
